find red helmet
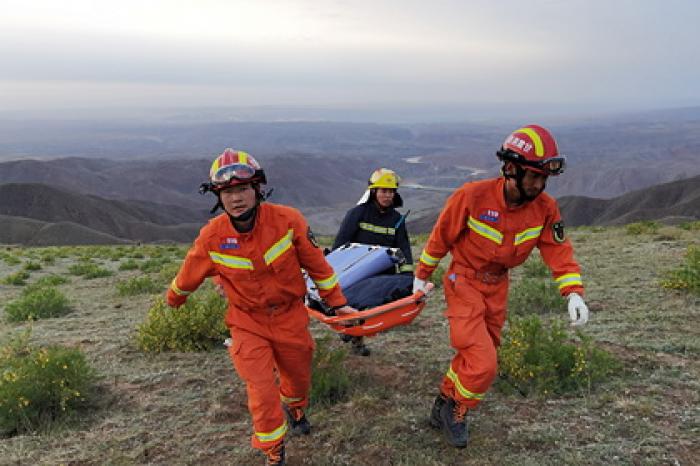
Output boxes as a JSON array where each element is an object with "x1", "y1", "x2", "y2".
[
  {"x1": 208, "y1": 148, "x2": 266, "y2": 190},
  {"x1": 497, "y1": 125, "x2": 565, "y2": 175}
]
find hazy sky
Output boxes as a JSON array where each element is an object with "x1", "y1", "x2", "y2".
[{"x1": 1, "y1": 0, "x2": 699, "y2": 115}]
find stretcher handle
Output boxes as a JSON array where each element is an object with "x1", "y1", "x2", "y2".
[{"x1": 309, "y1": 282, "x2": 434, "y2": 324}]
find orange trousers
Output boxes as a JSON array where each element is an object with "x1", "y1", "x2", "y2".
[
  {"x1": 226, "y1": 300, "x2": 314, "y2": 451},
  {"x1": 440, "y1": 271, "x2": 509, "y2": 409}
]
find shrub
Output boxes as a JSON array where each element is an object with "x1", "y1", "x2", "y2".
[
  {"x1": 2, "y1": 271, "x2": 30, "y2": 286},
  {"x1": 135, "y1": 291, "x2": 228, "y2": 352},
  {"x1": 116, "y1": 276, "x2": 161, "y2": 296},
  {"x1": 0, "y1": 253, "x2": 22, "y2": 266},
  {"x1": 508, "y1": 277, "x2": 563, "y2": 316},
  {"x1": 4, "y1": 287, "x2": 71, "y2": 322},
  {"x1": 67, "y1": 262, "x2": 112, "y2": 279},
  {"x1": 118, "y1": 259, "x2": 139, "y2": 271},
  {"x1": 32, "y1": 275, "x2": 70, "y2": 287},
  {"x1": 139, "y1": 258, "x2": 171, "y2": 274},
  {"x1": 0, "y1": 330, "x2": 97, "y2": 436},
  {"x1": 498, "y1": 315, "x2": 620, "y2": 396},
  {"x1": 23, "y1": 262, "x2": 42, "y2": 271},
  {"x1": 310, "y1": 336, "x2": 350, "y2": 406},
  {"x1": 678, "y1": 221, "x2": 700, "y2": 231},
  {"x1": 158, "y1": 262, "x2": 182, "y2": 284},
  {"x1": 660, "y1": 246, "x2": 700, "y2": 295},
  {"x1": 626, "y1": 220, "x2": 659, "y2": 235}
]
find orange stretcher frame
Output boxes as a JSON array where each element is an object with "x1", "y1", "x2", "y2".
[{"x1": 307, "y1": 283, "x2": 435, "y2": 337}]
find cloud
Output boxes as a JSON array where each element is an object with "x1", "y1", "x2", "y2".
[{"x1": 0, "y1": 0, "x2": 698, "y2": 112}]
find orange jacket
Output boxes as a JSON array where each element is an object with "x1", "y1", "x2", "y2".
[
  {"x1": 167, "y1": 203, "x2": 346, "y2": 316},
  {"x1": 416, "y1": 178, "x2": 584, "y2": 296}
]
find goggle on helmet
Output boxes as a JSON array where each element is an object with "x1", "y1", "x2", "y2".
[
  {"x1": 497, "y1": 125, "x2": 566, "y2": 176},
  {"x1": 201, "y1": 149, "x2": 267, "y2": 194}
]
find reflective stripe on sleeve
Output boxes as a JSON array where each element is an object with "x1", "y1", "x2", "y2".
[
  {"x1": 555, "y1": 273, "x2": 583, "y2": 290},
  {"x1": 419, "y1": 250, "x2": 440, "y2": 267},
  {"x1": 170, "y1": 278, "x2": 191, "y2": 296},
  {"x1": 314, "y1": 273, "x2": 339, "y2": 290}
]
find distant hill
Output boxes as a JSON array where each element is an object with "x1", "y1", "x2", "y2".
[
  {"x1": 0, "y1": 184, "x2": 204, "y2": 244},
  {"x1": 558, "y1": 174, "x2": 700, "y2": 226},
  {"x1": 407, "y1": 175, "x2": 700, "y2": 234},
  {"x1": 0, "y1": 214, "x2": 130, "y2": 246},
  {"x1": 0, "y1": 155, "x2": 377, "y2": 210}
]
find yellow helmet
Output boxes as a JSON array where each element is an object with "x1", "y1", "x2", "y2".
[{"x1": 368, "y1": 168, "x2": 400, "y2": 189}]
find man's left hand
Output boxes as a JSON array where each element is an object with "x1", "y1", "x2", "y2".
[{"x1": 567, "y1": 292, "x2": 589, "y2": 326}]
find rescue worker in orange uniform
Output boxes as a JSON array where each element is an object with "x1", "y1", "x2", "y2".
[
  {"x1": 412, "y1": 125, "x2": 590, "y2": 448},
  {"x1": 166, "y1": 149, "x2": 355, "y2": 466}
]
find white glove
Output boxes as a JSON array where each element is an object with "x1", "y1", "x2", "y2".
[
  {"x1": 413, "y1": 277, "x2": 427, "y2": 294},
  {"x1": 567, "y1": 292, "x2": 589, "y2": 326}
]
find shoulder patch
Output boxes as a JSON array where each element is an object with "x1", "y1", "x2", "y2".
[
  {"x1": 307, "y1": 226, "x2": 320, "y2": 248},
  {"x1": 552, "y1": 221, "x2": 566, "y2": 243}
]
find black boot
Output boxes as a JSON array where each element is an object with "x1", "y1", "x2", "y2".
[
  {"x1": 264, "y1": 442, "x2": 285, "y2": 466},
  {"x1": 438, "y1": 397, "x2": 469, "y2": 448},
  {"x1": 351, "y1": 336, "x2": 370, "y2": 356},
  {"x1": 429, "y1": 394, "x2": 447, "y2": 428},
  {"x1": 283, "y1": 404, "x2": 311, "y2": 435}
]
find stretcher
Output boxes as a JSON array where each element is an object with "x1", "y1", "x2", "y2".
[
  {"x1": 307, "y1": 283, "x2": 434, "y2": 337},
  {"x1": 306, "y1": 243, "x2": 434, "y2": 337}
]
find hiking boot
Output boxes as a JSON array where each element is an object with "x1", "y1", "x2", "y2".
[
  {"x1": 264, "y1": 442, "x2": 285, "y2": 466},
  {"x1": 429, "y1": 394, "x2": 447, "y2": 428},
  {"x1": 283, "y1": 404, "x2": 311, "y2": 435},
  {"x1": 351, "y1": 336, "x2": 371, "y2": 357},
  {"x1": 438, "y1": 397, "x2": 469, "y2": 448}
]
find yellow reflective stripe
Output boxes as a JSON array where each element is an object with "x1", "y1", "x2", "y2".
[
  {"x1": 419, "y1": 250, "x2": 440, "y2": 267},
  {"x1": 209, "y1": 251, "x2": 254, "y2": 270},
  {"x1": 468, "y1": 216, "x2": 503, "y2": 245},
  {"x1": 239, "y1": 151, "x2": 248, "y2": 164},
  {"x1": 399, "y1": 263, "x2": 414, "y2": 272},
  {"x1": 517, "y1": 127, "x2": 544, "y2": 157},
  {"x1": 555, "y1": 273, "x2": 583, "y2": 290},
  {"x1": 359, "y1": 222, "x2": 396, "y2": 235},
  {"x1": 514, "y1": 226, "x2": 543, "y2": 246},
  {"x1": 280, "y1": 394, "x2": 303, "y2": 404},
  {"x1": 314, "y1": 273, "x2": 339, "y2": 290},
  {"x1": 170, "y1": 278, "x2": 191, "y2": 296},
  {"x1": 255, "y1": 420, "x2": 288, "y2": 443},
  {"x1": 446, "y1": 367, "x2": 485, "y2": 400},
  {"x1": 264, "y1": 229, "x2": 294, "y2": 265}
]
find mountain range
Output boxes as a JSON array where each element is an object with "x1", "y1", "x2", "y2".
[{"x1": 0, "y1": 174, "x2": 698, "y2": 245}]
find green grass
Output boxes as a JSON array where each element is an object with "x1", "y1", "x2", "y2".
[
  {"x1": 0, "y1": 225, "x2": 697, "y2": 465},
  {"x1": 4, "y1": 286, "x2": 72, "y2": 322}
]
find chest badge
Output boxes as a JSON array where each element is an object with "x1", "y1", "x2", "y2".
[
  {"x1": 220, "y1": 236, "x2": 240, "y2": 250},
  {"x1": 478, "y1": 208, "x2": 500, "y2": 223}
]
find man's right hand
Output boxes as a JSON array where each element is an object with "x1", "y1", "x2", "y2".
[
  {"x1": 166, "y1": 292, "x2": 186, "y2": 308},
  {"x1": 214, "y1": 283, "x2": 226, "y2": 298},
  {"x1": 333, "y1": 305, "x2": 357, "y2": 316},
  {"x1": 412, "y1": 277, "x2": 427, "y2": 294}
]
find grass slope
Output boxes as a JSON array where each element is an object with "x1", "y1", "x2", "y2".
[{"x1": 0, "y1": 227, "x2": 698, "y2": 465}]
